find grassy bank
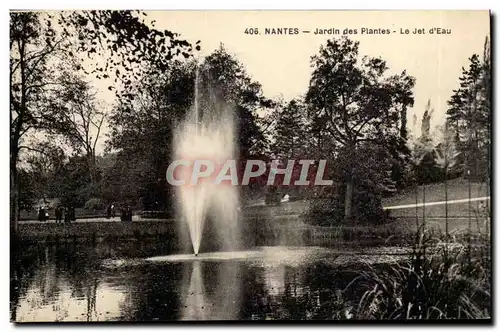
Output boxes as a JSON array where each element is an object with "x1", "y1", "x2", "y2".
[
  {"x1": 16, "y1": 216, "x2": 488, "y2": 248},
  {"x1": 382, "y1": 178, "x2": 489, "y2": 212}
]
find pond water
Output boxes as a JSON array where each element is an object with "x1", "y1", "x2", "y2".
[{"x1": 11, "y1": 240, "x2": 410, "y2": 322}]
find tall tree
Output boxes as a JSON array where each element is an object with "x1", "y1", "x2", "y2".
[
  {"x1": 107, "y1": 61, "x2": 196, "y2": 209},
  {"x1": 10, "y1": 10, "x2": 193, "y2": 232},
  {"x1": 446, "y1": 37, "x2": 491, "y2": 181},
  {"x1": 43, "y1": 72, "x2": 106, "y2": 188},
  {"x1": 272, "y1": 99, "x2": 309, "y2": 160},
  {"x1": 305, "y1": 37, "x2": 415, "y2": 222},
  {"x1": 10, "y1": 12, "x2": 63, "y2": 232},
  {"x1": 420, "y1": 99, "x2": 434, "y2": 140},
  {"x1": 199, "y1": 45, "x2": 275, "y2": 159}
]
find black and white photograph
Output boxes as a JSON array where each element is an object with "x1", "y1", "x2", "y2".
[{"x1": 9, "y1": 10, "x2": 492, "y2": 322}]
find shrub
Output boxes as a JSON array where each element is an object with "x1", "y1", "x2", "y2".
[
  {"x1": 304, "y1": 189, "x2": 392, "y2": 226},
  {"x1": 84, "y1": 197, "x2": 105, "y2": 211}
]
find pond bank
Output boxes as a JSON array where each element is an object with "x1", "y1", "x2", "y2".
[
  {"x1": 13, "y1": 214, "x2": 487, "y2": 247},
  {"x1": 14, "y1": 220, "x2": 178, "y2": 244}
]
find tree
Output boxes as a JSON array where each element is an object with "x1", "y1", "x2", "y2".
[
  {"x1": 57, "y1": 10, "x2": 195, "y2": 99},
  {"x1": 24, "y1": 143, "x2": 66, "y2": 201},
  {"x1": 10, "y1": 10, "x2": 193, "y2": 232},
  {"x1": 413, "y1": 100, "x2": 441, "y2": 184},
  {"x1": 446, "y1": 37, "x2": 491, "y2": 181},
  {"x1": 305, "y1": 37, "x2": 415, "y2": 222},
  {"x1": 10, "y1": 12, "x2": 61, "y2": 232},
  {"x1": 199, "y1": 45, "x2": 275, "y2": 159},
  {"x1": 271, "y1": 99, "x2": 309, "y2": 160},
  {"x1": 305, "y1": 142, "x2": 396, "y2": 226},
  {"x1": 107, "y1": 61, "x2": 196, "y2": 209},
  {"x1": 43, "y1": 72, "x2": 106, "y2": 188},
  {"x1": 51, "y1": 155, "x2": 94, "y2": 208},
  {"x1": 198, "y1": 46, "x2": 278, "y2": 203},
  {"x1": 17, "y1": 169, "x2": 36, "y2": 215}
]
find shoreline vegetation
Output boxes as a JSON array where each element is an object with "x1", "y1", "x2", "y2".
[
  {"x1": 14, "y1": 209, "x2": 488, "y2": 245},
  {"x1": 15, "y1": 178, "x2": 490, "y2": 244}
]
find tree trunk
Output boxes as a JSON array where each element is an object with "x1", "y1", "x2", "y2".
[
  {"x1": 87, "y1": 150, "x2": 96, "y2": 189},
  {"x1": 10, "y1": 37, "x2": 25, "y2": 235},
  {"x1": 400, "y1": 106, "x2": 408, "y2": 139},
  {"x1": 344, "y1": 174, "x2": 353, "y2": 223},
  {"x1": 344, "y1": 142, "x2": 355, "y2": 223},
  {"x1": 10, "y1": 155, "x2": 19, "y2": 234}
]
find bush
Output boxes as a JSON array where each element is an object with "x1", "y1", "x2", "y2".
[
  {"x1": 304, "y1": 187, "x2": 392, "y2": 226},
  {"x1": 84, "y1": 197, "x2": 105, "y2": 211},
  {"x1": 265, "y1": 186, "x2": 282, "y2": 206}
]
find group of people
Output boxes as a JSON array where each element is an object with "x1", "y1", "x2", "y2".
[
  {"x1": 106, "y1": 203, "x2": 133, "y2": 222},
  {"x1": 36, "y1": 203, "x2": 134, "y2": 223},
  {"x1": 37, "y1": 206, "x2": 76, "y2": 223},
  {"x1": 55, "y1": 206, "x2": 76, "y2": 223},
  {"x1": 120, "y1": 205, "x2": 133, "y2": 222}
]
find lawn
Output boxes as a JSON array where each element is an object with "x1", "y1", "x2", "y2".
[
  {"x1": 382, "y1": 178, "x2": 490, "y2": 219},
  {"x1": 243, "y1": 177, "x2": 491, "y2": 238},
  {"x1": 382, "y1": 178, "x2": 489, "y2": 207}
]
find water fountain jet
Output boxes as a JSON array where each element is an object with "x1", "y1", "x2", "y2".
[{"x1": 173, "y1": 63, "x2": 240, "y2": 255}]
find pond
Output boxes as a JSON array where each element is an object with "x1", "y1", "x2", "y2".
[{"x1": 11, "y1": 240, "x2": 410, "y2": 322}]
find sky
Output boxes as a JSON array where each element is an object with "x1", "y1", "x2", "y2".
[{"x1": 93, "y1": 10, "x2": 490, "y2": 153}]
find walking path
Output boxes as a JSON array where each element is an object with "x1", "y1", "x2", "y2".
[
  {"x1": 382, "y1": 196, "x2": 490, "y2": 210},
  {"x1": 19, "y1": 216, "x2": 146, "y2": 224},
  {"x1": 19, "y1": 196, "x2": 490, "y2": 224}
]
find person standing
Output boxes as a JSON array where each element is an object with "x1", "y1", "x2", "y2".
[
  {"x1": 55, "y1": 206, "x2": 62, "y2": 224},
  {"x1": 64, "y1": 207, "x2": 70, "y2": 224},
  {"x1": 127, "y1": 205, "x2": 133, "y2": 222},
  {"x1": 70, "y1": 206, "x2": 76, "y2": 222},
  {"x1": 37, "y1": 207, "x2": 44, "y2": 222},
  {"x1": 120, "y1": 206, "x2": 127, "y2": 222}
]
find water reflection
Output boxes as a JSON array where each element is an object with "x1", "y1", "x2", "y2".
[
  {"x1": 17, "y1": 279, "x2": 127, "y2": 322},
  {"x1": 11, "y1": 241, "x2": 406, "y2": 322},
  {"x1": 13, "y1": 244, "x2": 129, "y2": 322},
  {"x1": 180, "y1": 260, "x2": 241, "y2": 320},
  {"x1": 182, "y1": 261, "x2": 207, "y2": 320}
]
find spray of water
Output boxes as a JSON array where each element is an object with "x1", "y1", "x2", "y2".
[{"x1": 174, "y1": 65, "x2": 240, "y2": 255}]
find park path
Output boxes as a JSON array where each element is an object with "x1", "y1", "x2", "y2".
[
  {"x1": 19, "y1": 196, "x2": 491, "y2": 224},
  {"x1": 18, "y1": 216, "x2": 145, "y2": 224},
  {"x1": 382, "y1": 196, "x2": 490, "y2": 210}
]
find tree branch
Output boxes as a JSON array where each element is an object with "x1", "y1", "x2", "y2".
[
  {"x1": 92, "y1": 114, "x2": 106, "y2": 154},
  {"x1": 25, "y1": 39, "x2": 64, "y2": 80},
  {"x1": 19, "y1": 145, "x2": 51, "y2": 156}
]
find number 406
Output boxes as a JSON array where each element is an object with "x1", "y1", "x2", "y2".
[{"x1": 245, "y1": 28, "x2": 259, "y2": 35}]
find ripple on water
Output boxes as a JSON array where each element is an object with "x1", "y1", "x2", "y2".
[
  {"x1": 102, "y1": 245, "x2": 412, "y2": 269},
  {"x1": 143, "y1": 246, "x2": 333, "y2": 265}
]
